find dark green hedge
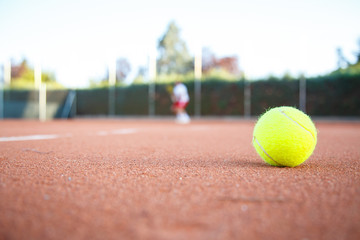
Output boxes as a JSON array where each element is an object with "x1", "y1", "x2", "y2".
[
  {"x1": 3, "y1": 89, "x2": 69, "y2": 118},
  {"x1": 250, "y1": 80, "x2": 299, "y2": 115},
  {"x1": 306, "y1": 75, "x2": 360, "y2": 116},
  {"x1": 75, "y1": 74, "x2": 360, "y2": 116},
  {"x1": 76, "y1": 85, "x2": 149, "y2": 116},
  {"x1": 3, "y1": 73, "x2": 360, "y2": 118}
]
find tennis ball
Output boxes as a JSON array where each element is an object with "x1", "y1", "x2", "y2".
[{"x1": 253, "y1": 106, "x2": 317, "y2": 167}]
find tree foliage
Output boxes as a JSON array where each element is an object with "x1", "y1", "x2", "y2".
[
  {"x1": 10, "y1": 59, "x2": 60, "y2": 88},
  {"x1": 157, "y1": 21, "x2": 193, "y2": 75},
  {"x1": 355, "y1": 38, "x2": 360, "y2": 64},
  {"x1": 332, "y1": 40, "x2": 360, "y2": 76},
  {"x1": 202, "y1": 48, "x2": 241, "y2": 79},
  {"x1": 116, "y1": 58, "x2": 131, "y2": 82},
  {"x1": 92, "y1": 57, "x2": 132, "y2": 87}
]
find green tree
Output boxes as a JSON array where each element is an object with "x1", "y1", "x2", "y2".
[
  {"x1": 10, "y1": 59, "x2": 60, "y2": 88},
  {"x1": 336, "y1": 47, "x2": 350, "y2": 69},
  {"x1": 354, "y1": 38, "x2": 360, "y2": 63},
  {"x1": 331, "y1": 40, "x2": 360, "y2": 76},
  {"x1": 157, "y1": 21, "x2": 193, "y2": 75}
]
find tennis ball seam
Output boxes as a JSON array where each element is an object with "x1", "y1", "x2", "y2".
[
  {"x1": 253, "y1": 136, "x2": 284, "y2": 166},
  {"x1": 279, "y1": 109, "x2": 316, "y2": 141}
]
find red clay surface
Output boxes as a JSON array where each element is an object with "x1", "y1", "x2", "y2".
[{"x1": 0, "y1": 119, "x2": 359, "y2": 240}]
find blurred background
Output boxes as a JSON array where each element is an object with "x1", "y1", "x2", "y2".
[{"x1": 0, "y1": 0, "x2": 359, "y2": 119}]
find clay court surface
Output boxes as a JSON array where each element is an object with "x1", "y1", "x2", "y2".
[{"x1": 0, "y1": 119, "x2": 359, "y2": 240}]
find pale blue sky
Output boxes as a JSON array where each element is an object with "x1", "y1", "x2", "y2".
[{"x1": 1, "y1": 0, "x2": 359, "y2": 87}]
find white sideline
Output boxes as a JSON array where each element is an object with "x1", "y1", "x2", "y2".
[
  {"x1": 0, "y1": 134, "x2": 59, "y2": 142},
  {"x1": 96, "y1": 128, "x2": 137, "y2": 136},
  {"x1": 0, "y1": 128, "x2": 137, "y2": 142}
]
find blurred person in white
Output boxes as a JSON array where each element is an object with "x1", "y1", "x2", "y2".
[{"x1": 171, "y1": 81, "x2": 190, "y2": 124}]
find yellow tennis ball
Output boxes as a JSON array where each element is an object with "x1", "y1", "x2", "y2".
[{"x1": 253, "y1": 106, "x2": 317, "y2": 167}]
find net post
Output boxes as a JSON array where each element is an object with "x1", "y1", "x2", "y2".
[
  {"x1": 148, "y1": 55, "x2": 156, "y2": 117},
  {"x1": 194, "y1": 48, "x2": 202, "y2": 118},
  {"x1": 108, "y1": 60, "x2": 116, "y2": 116},
  {"x1": 299, "y1": 74, "x2": 306, "y2": 113},
  {"x1": 39, "y1": 83, "x2": 47, "y2": 121},
  {"x1": 0, "y1": 64, "x2": 4, "y2": 119},
  {"x1": 244, "y1": 74, "x2": 251, "y2": 118}
]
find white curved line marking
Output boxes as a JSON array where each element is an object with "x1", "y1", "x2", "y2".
[
  {"x1": 279, "y1": 110, "x2": 315, "y2": 140},
  {"x1": 254, "y1": 136, "x2": 282, "y2": 166}
]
